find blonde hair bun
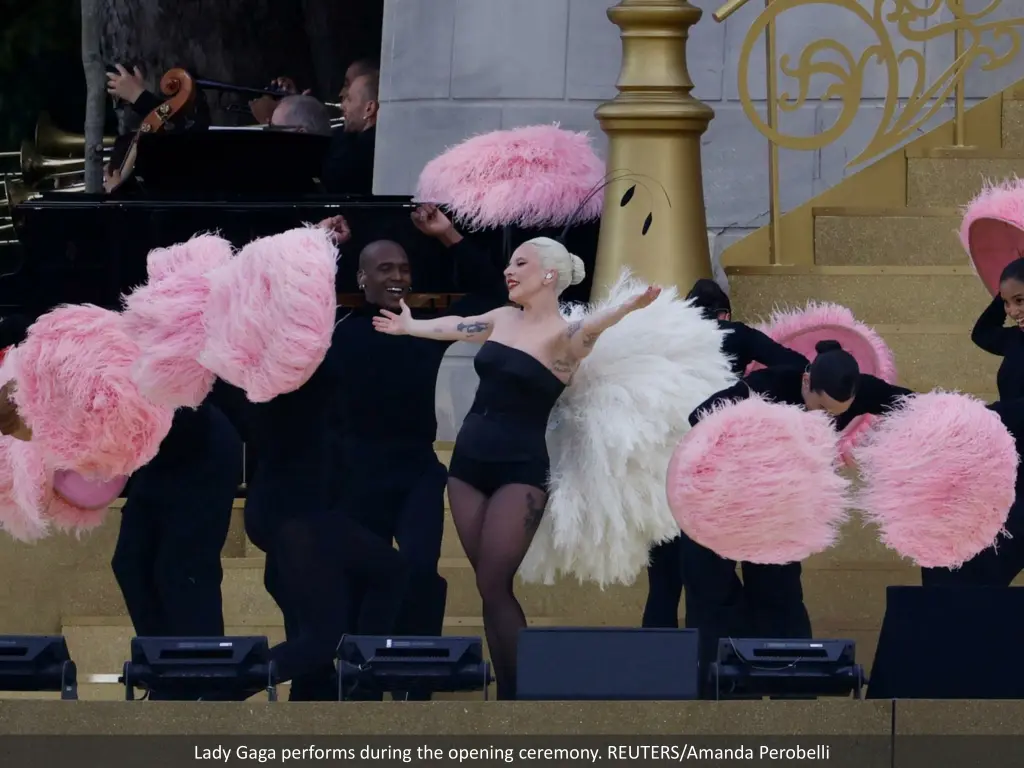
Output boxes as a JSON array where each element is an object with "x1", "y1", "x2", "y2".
[{"x1": 569, "y1": 253, "x2": 586, "y2": 286}]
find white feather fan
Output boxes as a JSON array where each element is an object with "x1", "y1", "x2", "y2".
[{"x1": 518, "y1": 268, "x2": 737, "y2": 588}]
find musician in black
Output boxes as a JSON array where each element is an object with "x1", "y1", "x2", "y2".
[
  {"x1": 251, "y1": 206, "x2": 507, "y2": 700},
  {"x1": 322, "y1": 61, "x2": 378, "y2": 194}
]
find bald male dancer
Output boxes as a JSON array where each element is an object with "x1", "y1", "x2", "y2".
[{"x1": 260, "y1": 206, "x2": 508, "y2": 700}]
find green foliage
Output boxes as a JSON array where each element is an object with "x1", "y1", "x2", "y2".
[{"x1": 0, "y1": 0, "x2": 84, "y2": 150}]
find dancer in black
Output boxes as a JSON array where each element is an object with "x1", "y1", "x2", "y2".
[
  {"x1": 112, "y1": 403, "x2": 242, "y2": 649},
  {"x1": 919, "y1": 398, "x2": 1024, "y2": 587},
  {"x1": 681, "y1": 340, "x2": 913, "y2": 680},
  {"x1": 374, "y1": 235, "x2": 662, "y2": 699},
  {"x1": 971, "y1": 257, "x2": 1024, "y2": 400},
  {"x1": 642, "y1": 279, "x2": 809, "y2": 629},
  {"x1": 249, "y1": 206, "x2": 507, "y2": 701}
]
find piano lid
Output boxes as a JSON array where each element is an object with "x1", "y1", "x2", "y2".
[{"x1": 130, "y1": 129, "x2": 332, "y2": 197}]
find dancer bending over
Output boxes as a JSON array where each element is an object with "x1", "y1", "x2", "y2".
[
  {"x1": 374, "y1": 236, "x2": 661, "y2": 699},
  {"x1": 643, "y1": 279, "x2": 809, "y2": 629},
  {"x1": 682, "y1": 340, "x2": 913, "y2": 682}
]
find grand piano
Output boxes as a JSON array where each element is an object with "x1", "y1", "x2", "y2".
[{"x1": 5, "y1": 128, "x2": 600, "y2": 320}]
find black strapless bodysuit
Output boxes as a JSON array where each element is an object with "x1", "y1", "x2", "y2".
[{"x1": 448, "y1": 341, "x2": 567, "y2": 495}]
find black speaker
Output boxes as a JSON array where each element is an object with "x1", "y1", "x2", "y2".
[
  {"x1": 868, "y1": 585, "x2": 1024, "y2": 699},
  {"x1": 516, "y1": 628, "x2": 700, "y2": 700}
]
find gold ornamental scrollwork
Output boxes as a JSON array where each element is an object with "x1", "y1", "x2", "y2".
[{"x1": 737, "y1": 0, "x2": 1024, "y2": 166}]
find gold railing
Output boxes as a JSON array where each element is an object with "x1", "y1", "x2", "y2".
[{"x1": 714, "y1": 0, "x2": 1024, "y2": 264}]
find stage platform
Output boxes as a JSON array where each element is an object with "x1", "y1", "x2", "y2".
[{"x1": 0, "y1": 698, "x2": 1017, "y2": 735}]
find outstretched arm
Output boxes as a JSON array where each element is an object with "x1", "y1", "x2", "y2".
[
  {"x1": 567, "y1": 286, "x2": 662, "y2": 360},
  {"x1": 373, "y1": 301, "x2": 511, "y2": 342}
]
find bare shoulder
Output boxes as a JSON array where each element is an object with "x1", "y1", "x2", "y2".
[{"x1": 488, "y1": 305, "x2": 522, "y2": 327}]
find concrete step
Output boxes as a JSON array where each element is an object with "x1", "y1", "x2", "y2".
[
  {"x1": 906, "y1": 147, "x2": 1024, "y2": 207},
  {"x1": 727, "y1": 265, "x2": 990, "y2": 328},
  {"x1": 65, "y1": 552, "x2": 922, "y2": 631},
  {"x1": 812, "y1": 208, "x2": 965, "y2": 267}
]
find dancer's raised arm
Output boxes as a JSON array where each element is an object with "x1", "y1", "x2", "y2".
[
  {"x1": 566, "y1": 285, "x2": 662, "y2": 360},
  {"x1": 372, "y1": 300, "x2": 512, "y2": 342}
]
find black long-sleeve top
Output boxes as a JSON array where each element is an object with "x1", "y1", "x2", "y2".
[
  {"x1": 324, "y1": 237, "x2": 507, "y2": 443},
  {"x1": 971, "y1": 295, "x2": 1024, "y2": 400},
  {"x1": 229, "y1": 237, "x2": 507, "y2": 515},
  {"x1": 988, "y1": 398, "x2": 1024, "y2": 494},
  {"x1": 719, "y1": 319, "x2": 809, "y2": 376},
  {"x1": 688, "y1": 366, "x2": 914, "y2": 431}
]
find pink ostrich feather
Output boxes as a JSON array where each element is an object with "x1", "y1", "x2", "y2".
[
  {"x1": 45, "y1": 469, "x2": 125, "y2": 536},
  {"x1": 0, "y1": 437, "x2": 50, "y2": 543},
  {"x1": 854, "y1": 392, "x2": 1017, "y2": 569},
  {"x1": 415, "y1": 124, "x2": 605, "y2": 230},
  {"x1": 122, "y1": 234, "x2": 235, "y2": 408},
  {"x1": 748, "y1": 302, "x2": 898, "y2": 464},
  {"x1": 200, "y1": 226, "x2": 338, "y2": 402},
  {"x1": 666, "y1": 395, "x2": 851, "y2": 564},
  {"x1": 958, "y1": 177, "x2": 1024, "y2": 296},
  {"x1": 8, "y1": 305, "x2": 174, "y2": 479}
]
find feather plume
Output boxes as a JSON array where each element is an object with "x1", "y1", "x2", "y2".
[{"x1": 518, "y1": 268, "x2": 736, "y2": 587}]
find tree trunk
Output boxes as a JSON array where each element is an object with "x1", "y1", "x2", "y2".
[
  {"x1": 81, "y1": 0, "x2": 106, "y2": 192},
  {"x1": 100, "y1": 0, "x2": 314, "y2": 127}
]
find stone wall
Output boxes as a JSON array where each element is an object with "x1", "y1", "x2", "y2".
[
  {"x1": 376, "y1": 0, "x2": 1024, "y2": 261},
  {"x1": 382, "y1": 0, "x2": 1024, "y2": 437}
]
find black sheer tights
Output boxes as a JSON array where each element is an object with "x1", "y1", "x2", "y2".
[{"x1": 447, "y1": 477, "x2": 546, "y2": 700}]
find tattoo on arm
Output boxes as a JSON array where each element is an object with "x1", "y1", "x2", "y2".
[
  {"x1": 456, "y1": 320, "x2": 491, "y2": 336},
  {"x1": 567, "y1": 320, "x2": 598, "y2": 350},
  {"x1": 552, "y1": 358, "x2": 574, "y2": 374}
]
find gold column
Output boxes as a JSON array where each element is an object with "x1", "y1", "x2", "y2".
[{"x1": 592, "y1": 0, "x2": 715, "y2": 298}]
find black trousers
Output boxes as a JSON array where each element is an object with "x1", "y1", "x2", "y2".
[
  {"x1": 245, "y1": 470, "x2": 414, "y2": 701},
  {"x1": 643, "y1": 537, "x2": 683, "y2": 628},
  {"x1": 111, "y1": 403, "x2": 242, "y2": 640},
  {"x1": 677, "y1": 531, "x2": 812, "y2": 682},
  {"x1": 921, "y1": 501, "x2": 1024, "y2": 587},
  {"x1": 324, "y1": 443, "x2": 449, "y2": 701}
]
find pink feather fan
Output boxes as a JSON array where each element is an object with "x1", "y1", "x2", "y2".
[
  {"x1": 666, "y1": 395, "x2": 851, "y2": 564},
  {"x1": 0, "y1": 437, "x2": 50, "y2": 542},
  {"x1": 7, "y1": 304, "x2": 173, "y2": 479},
  {"x1": 199, "y1": 226, "x2": 338, "y2": 402},
  {"x1": 122, "y1": 234, "x2": 234, "y2": 408},
  {"x1": 854, "y1": 392, "x2": 1017, "y2": 569},
  {"x1": 415, "y1": 124, "x2": 605, "y2": 229},
  {"x1": 959, "y1": 177, "x2": 1024, "y2": 296},
  {"x1": 748, "y1": 302, "x2": 897, "y2": 463}
]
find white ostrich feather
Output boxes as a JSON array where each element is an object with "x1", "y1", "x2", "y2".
[{"x1": 518, "y1": 268, "x2": 737, "y2": 588}]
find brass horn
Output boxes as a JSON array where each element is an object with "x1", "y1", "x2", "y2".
[
  {"x1": 3, "y1": 178, "x2": 38, "y2": 212},
  {"x1": 35, "y1": 112, "x2": 116, "y2": 158},
  {"x1": 19, "y1": 141, "x2": 89, "y2": 185}
]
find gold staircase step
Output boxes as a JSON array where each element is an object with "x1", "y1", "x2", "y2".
[
  {"x1": 906, "y1": 148, "x2": 1024, "y2": 207},
  {"x1": 812, "y1": 207, "x2": 965, "y2": 267},
  {"x1": 1003, "y1": 100, "x2": 1024, "y2": 151},
  {"x1": 727, "y1": 265, "x2": 989, "y2": 327}
]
